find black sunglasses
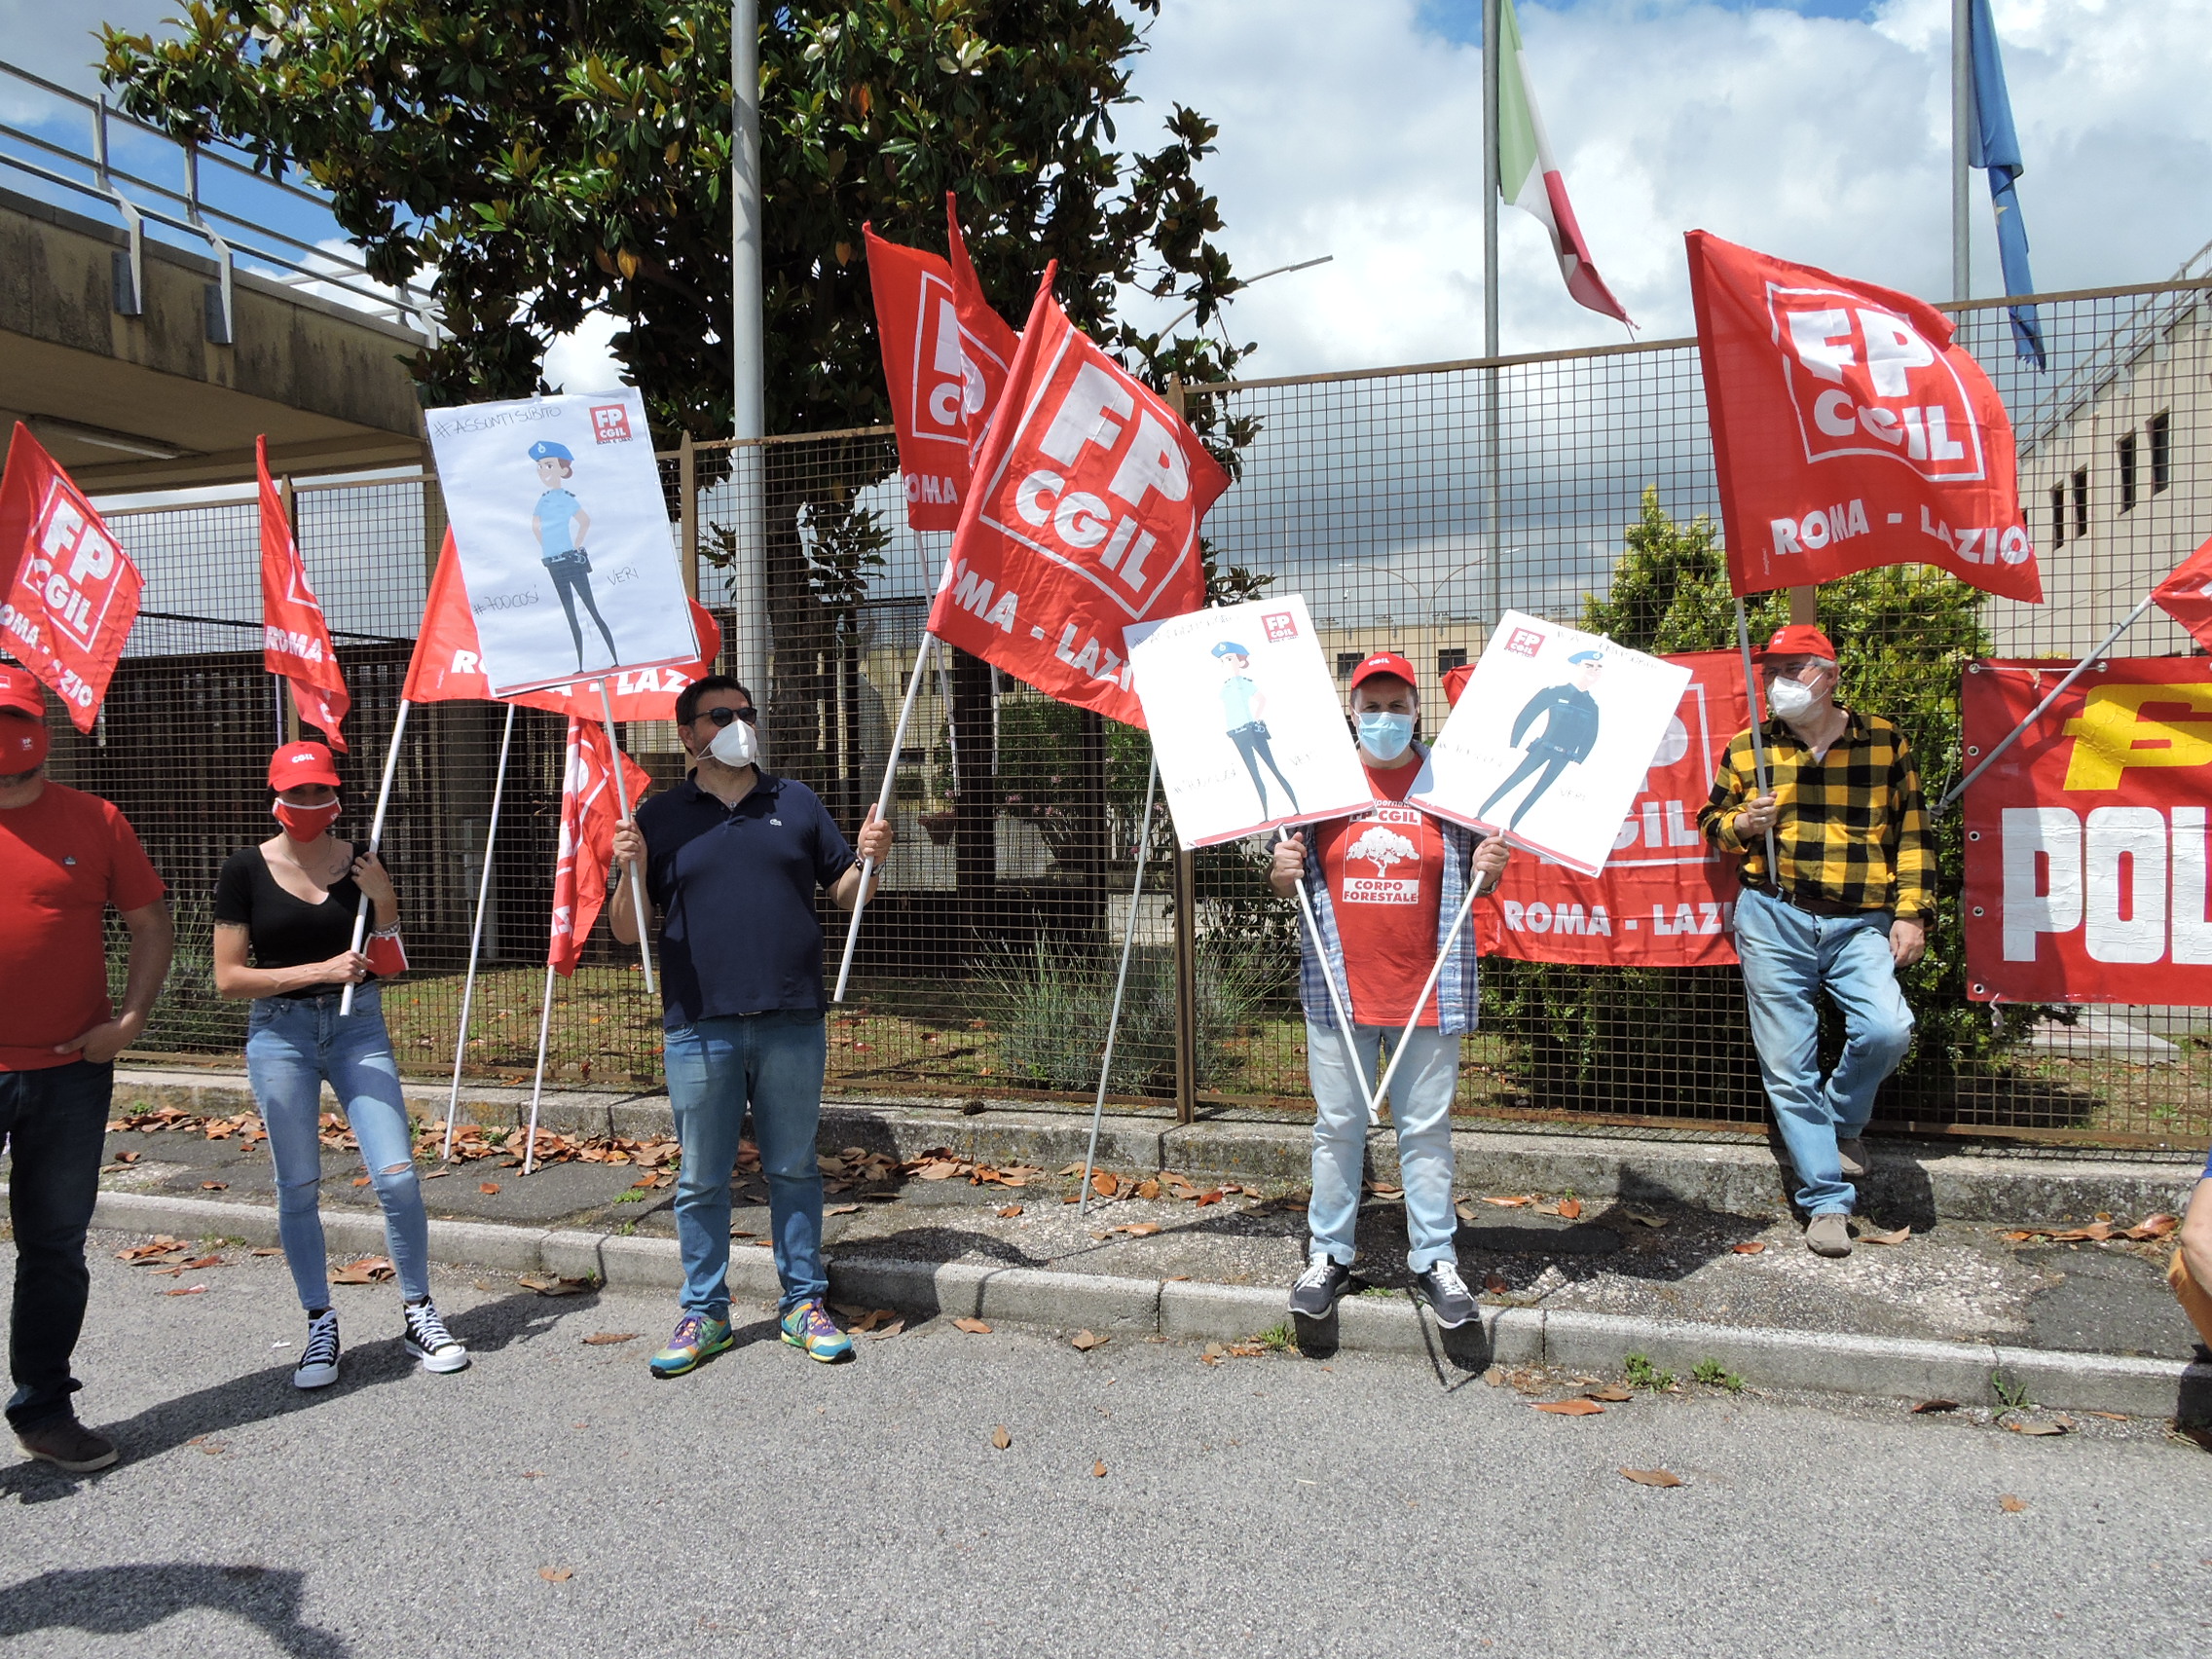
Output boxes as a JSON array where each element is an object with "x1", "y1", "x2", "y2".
[{"x1": 695, "y1": 705, "x2": 757, "y2": 727}]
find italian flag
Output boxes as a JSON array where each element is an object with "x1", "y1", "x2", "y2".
[{"x1": 1496, "y1": 0, "x2": 1633, "y2": 329}]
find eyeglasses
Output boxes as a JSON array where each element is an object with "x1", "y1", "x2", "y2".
[{"x1": 695, "y1": 705, "x2": 757, "y2": 727}]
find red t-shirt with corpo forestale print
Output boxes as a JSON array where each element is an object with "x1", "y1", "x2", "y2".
[
  {"x1": 0, "y1": 782, "x2": 166, "y2": 1071},
  {"x1": 1316, "y1": 760, "x2": 1445, "y2": 1027}
]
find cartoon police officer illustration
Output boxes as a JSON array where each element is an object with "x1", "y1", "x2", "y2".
[
  {"x1": 1215, "y1": 639, "x2": 1300, "y2": 818},
  {"x1": 530, "y1": 439, "x2": 620, "y2": 673},
  {"x1": 1478, "y1": 648, "x2": 1604, "y2": 830}
]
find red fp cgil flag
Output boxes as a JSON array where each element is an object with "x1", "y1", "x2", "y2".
[
  {"x1": 402, "y1": 530, "x2": 721, "y2": 719},
  {"x1": 257, "y1": 436, "x2": 350, "y2": 750},
  {"x1": 866, "y1": 216, "x2": 1014, "y2": 534},
  {"x1": 928, "y1": 270, "x2": 1225, "y2": 726},
  {"x1": 1686, "y1": 231, "x2": 2043, "y2": 605},
  {"x1": 548, "y1": 715, "x2": 651, "y2": 977},
  {"x1": 0, "y1": 423, "x2": 144, "y2": 732},
  {"x1": 945, "y1": 194, "x2": 1020, "y2": 469},
  {"x1": 2151, "y1": 532, "x2": 2212, "y2": 651}
]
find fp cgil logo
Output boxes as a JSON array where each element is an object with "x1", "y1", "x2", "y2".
[{"x1": 1766, "y1": 284, "x2": 1987, "y2": 484}]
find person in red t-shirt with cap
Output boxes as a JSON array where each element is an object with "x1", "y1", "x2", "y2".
[
  {"x1": 0, "y1": 666, "x2": 172, "y2": 1473},
  {"x1": 1268, "y1": 652, "x2": 1511, "y2": 1328}
]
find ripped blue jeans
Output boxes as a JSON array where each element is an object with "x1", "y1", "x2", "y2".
[{"x1": 245, "y1": 986, "x2": 429, "y2": 1309}]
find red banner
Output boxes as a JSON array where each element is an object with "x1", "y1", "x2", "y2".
[
  {"x1": 946, "y1": 195, "x2": 1018, "y2": 468},
  {"x1": 2152, "y1": 533, "x2": 2212, "y2": 652},
  {"x1": 258, "y1": 436, "x2": 350, "y2": 750},
  {"x1": 929, "y1": 274, "x2": 1223, "y2": 726},
  {"x1": 1686, "y1": 231, "x2": 2041, "y2": 605},
  {"x1": 866, "y1": 217, "x2": 1014, "y2": 534},
  {"x1": 1474, "y1": 650, "x2": 1749, "y2": 966},
  {"x1": 1963, "y1": 656, "x2": 2212, "y2": 1005},
  {"x1": 0, "y1": 424, "x2": 143, "y2": 732},
  {"x1": 402, "y1": 531, "x2": 719, "y2": 719},
  {"x1": 549, "y1": 716, "x2": 650, "y2": 976}
]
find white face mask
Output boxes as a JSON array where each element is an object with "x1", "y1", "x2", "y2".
[
  {"x1": 706, "y1": 715, "x2": 757, "y2": 767},
  {"x1": 1767, "y1": 675, "x2": 1823, "y2": 719}
]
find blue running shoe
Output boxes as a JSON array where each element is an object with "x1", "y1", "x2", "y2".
[
  {"x1": 779, "y1": 1299, "x2": 853, "y2": 1363},
  {"x1": 648, "y1": 1313, "x2": 735, "y2": 1379}
]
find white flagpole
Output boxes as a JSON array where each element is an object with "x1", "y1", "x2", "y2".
[
  {"x1": 1367, "y1": 863, "x2": 1486, "y2": 1121},
  {"x1": 594, "y1": 678, "x2": 655, "y2": 995},
  {"x1": 521, "y1": 961, "x2": 557, "y2": 1176},
  {"x1": 1078, "y1": 753, "x2": 1160, "y2": 1219},
  {"x1": 1732, "y1": 600, "x2": 1783, "y2": 883},
  {"x1": 934, "y1": 637, "x2": 958, "y2": 793},
  {"x1": 1280, "y1": 828, "x2": 1380, "y2": 1126},
  {"x1": 442, "y1": 701, "x2": 516, "y2": 1162},
  {"x1": 1936, "y1": 595, "x2": 2155, "y2": 815},
  {"x1": 831, "y1": 627, "x2": 936, "y2": 1003},
  {"x1": 340, "y1": 698, "x2": 410, "y2": 1016}
]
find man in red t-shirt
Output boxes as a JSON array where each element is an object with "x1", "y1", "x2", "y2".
[
  {"x1": 1270, "y1": 653, "x2": 1509, "y2": 1329},
  {"x1": 0, "y1": 667, "x2": 171, "y2": 1472}
]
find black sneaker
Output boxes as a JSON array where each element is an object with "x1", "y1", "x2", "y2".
[
  {"x1": 1288, "y1": 1254, "x2": 1353, "y2": 1319},
  {"x1": 294, "y1": 1309, "x2": 341, "y2": 1390},
  {"x1": 402, "y1": 1301, "x2": 471, "y2": 1374},
  {"x1": 1416, "y1": 1262, "x2": 1479, "y2": 1328},
  {"x1": 15, "y1": 1416, "x2": 119, "y2": 1472}
]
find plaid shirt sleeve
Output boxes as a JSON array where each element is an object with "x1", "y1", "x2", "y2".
[{"x1": 1886, "y1": 732, "x2": 1935, "y2": 924}]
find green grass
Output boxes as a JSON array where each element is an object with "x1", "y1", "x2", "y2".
[
  {"x1": 1692, "y1": 1358, "x2": 1743, "y2": 1391},
  {"x1": 1256, "y1": 1322, "x2": 1295, "y2": 1352},
  {"x1": 1624, "y1": 1352, "x2": 1677, "y2": 1390}
]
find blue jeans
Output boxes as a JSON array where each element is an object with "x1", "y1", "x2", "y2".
[
  {"x1": 664, "y1": 1010, "x2": 829, "y2": 1319},
  {"x1": 1306, "y1": 1020, "x2": 1460, "y2": 1273},
  {"x1": 244, "y1": 986, "x2": 430, "y2": 1309},
  {"x1": 1733, "y1": 887, "x2": 1916, "y2": 1215},
  {"x1": 2, "y1": 1059, "x2": 113, "y2": 1430}
]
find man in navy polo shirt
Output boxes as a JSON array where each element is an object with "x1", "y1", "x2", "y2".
[{"x1": 611, "y1": 675, "x2": 892, "y2": 1374}]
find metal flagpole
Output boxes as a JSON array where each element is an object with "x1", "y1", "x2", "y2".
[
  {"x1": 1481, "y1": 0, "x2": 1503, "y2": 626},
  {"x1": 1367, "y1": 859, "x2": 1487, "y2": 1120},
  {"x1": 1936, "y1": 595, "x2": 2155, "y2": 815},
  {"x1": 1078, "y1": 754, "x2": 1160, "y2": 1218},
  {"x1": 521, "y1": 962, "x2": 557, "y2": 1176},
  {"x1": 831, "y1": 628, "x2": 936, "y2": 1003},
  {"x1": 934, "y1": 635, "x2": 958, "y2": 793},
  {"x1": 442, "y1": 701, "x2": 516, "y2": 1161},
  {"x1": 1952, "y1": 0, "x2": 1972, "y2": 302},
  {"x1": 1280, "y1": 828, "x2": 1380, "y2": 1125},
  {"x1": 339, "y1": 699, "x2": 410, "y2": 1016},
  {"x1": 1733, "y1": 600, "x2": 1782, "y2": 881},
  {"x1": 595, "y1": 678, "x2": 655, "y2": 994}
]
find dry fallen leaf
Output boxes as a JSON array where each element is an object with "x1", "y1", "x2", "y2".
[
  {"x1": 517, "y1": 1274, "x2": 591, "y2": 1297},
  {"x1": 991, "y1": 1425, "x2": 1012, "y2": 1450},
  {"x1": 350, "y1": 1176, "x2": 371, "y2": 1188},
  {"x1": 2086, "y1": 1411, "x2": 2129, "y2": 1421},
  {"x1": 1091, "y1": 1171, "x2": 1121, "y2": 1198},
  {"x1": 864, "y1": 1317, "x2": 905, "y2": 1341},
  {"x1": 1481, "y1": 1195, "x2": 1534, "y2": 1208},
  {"x1": 826, "y1": 1203, "x2": 859, "y2": 1216},
  {"x1": 1585, "y1": 1384, "x2": 1634, "y2": 1403},
  {"x1": 1557, "y1": 1198, "x2": 1583, "y2": 1220},
  {"x1": 201, "y1": 1181, "x2": 228, "y2": 1192},
  {"x1": 1622, "y1": 1208, "x2": 1671, "y2": 1229},
  {"x1": 330, "y1": 1257, "x2": 395, "y2": 1285},
  {"x1": 1135, "y1": 1179, "x2": 1161, "y2": 1199},
  {"x1": 1483, "y1": 1272, "x2": 1509, "y2": 1293},
  {"x1": 1732, "y1": 1241, "x2": 1768, "y2": 1255},
  {"x1": 581, "y1": 1333, "x2": 637, "y2": 1346},
  {"x1": 538, "y1": 1567, "x2": 572, "y2": 1583},
  {"x1": 1621, "y1": 1467, "x2": 1683, "y2": 1488},
  {"x1": 164, "y1": 1284, "x2": 208, "y2": 1297},
  {"x1": 1091, "y1": 1460, "x2": 1108, "y2": 1478},
  {"x1": 1911, "y1": 1398, "x2": 1960, "y2": 1414},
  {"x1": 952, "y1": 1317, "x2": 992, "y2": 1335},
  {"x1": 1859, "y1": 1226, "x2": 1911, "y2": 1246},
  {"x1": 479, "y1": 1182, "x2": 500, "y2": 1196},
  {"x1": 1534, "y1": 1398, "x2": 1604, "y2": 1416},
  {"x1": 1071, "y1": 1330, "x2": 1109, "y2": 1351},
  {"x1": 184, "y1": 1255, "x2": 223, "y2": 1271},
  {"x1": 1999, "y1": 1494, "x2": 2029, "y2": 1513},
  {"x1": 250, "y1": 1247, "x2": 282, "y2": 1257},
  {"x1": 2123, "y1": 1214, "x2": 2179, "y2": 1240},
  {"x1": 1109, "y1": 1222, "x2": 1161, "y2": 1237},
  {"x1": 2007, "y1": 1419, "x2": 2068, "y2": 1436}
]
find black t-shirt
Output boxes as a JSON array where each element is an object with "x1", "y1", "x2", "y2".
[{"x1": 212, "y1": 845, "x2": 370, "y2": 998}]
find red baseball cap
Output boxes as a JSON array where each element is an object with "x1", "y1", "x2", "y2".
[
  {"x1": 1348, "y1": 650, "x2": 1419, "y2": 691},
  {"x1": 0, "y1": 666, "x2": 45, "y2": 720},
  {"x1": 1759, "y1": 623, "x2": 1836, "y2": 663},
  {"x1": 268, "y1": 741, "x2": 343, "y2": 791}
]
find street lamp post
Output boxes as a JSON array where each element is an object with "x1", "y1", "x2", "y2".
[{"x1": 728, "y1": 0, "x2": 768, "y2": 694}]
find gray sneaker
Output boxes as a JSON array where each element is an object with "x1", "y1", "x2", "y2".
[
  {"x1": 1416, "y1": 1262, "x2": 1480, "y2": 1328},
  {"x1": 1836, "y1": 1137, "x2": 1869, "y2": 1178},
  {"x1": 1806, "y1": 1212, "x2": 1854, "y2": 1257},
  {"x1": 16, "y1": 1416, "x2": 119, "y2": 1472},
  {"x1": 1288, "y1": 1254, "x2": 1353, "y2": 1319}
]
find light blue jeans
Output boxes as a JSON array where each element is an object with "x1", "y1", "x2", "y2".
[
  {"x1": 244, "y1": 985, "x2": 430, "y2": 1310},
  {"x1": 663, "y1": 1010, "x2": 829, "y2": 1319},
  {"x1": 1307, "y1": 1020, "x2": 1461, "y2": 1272},
  {"x1": 1733, "y1": 887, "x2": 1916, "y2": 1216}
]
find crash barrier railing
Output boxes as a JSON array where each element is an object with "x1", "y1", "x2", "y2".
[{"x1": 48, "y1": 276, "x2": 2212, "y2": 1150}]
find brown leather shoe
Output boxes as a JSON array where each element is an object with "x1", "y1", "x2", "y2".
[
  {"x1": 15, "y1": 1416, "x2": 119, "y2": 1473},
  {"x1": 1805, "y1": 1213, "x2": 1854, "y2": 1258},
  {"x1": 1836, "y1": 1138, "x2": 1869, "y2": 1178}
]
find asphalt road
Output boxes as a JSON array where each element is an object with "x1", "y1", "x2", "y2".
[{"x1": 2, "y1": 1239, "x2": 2208, "y2": 1658}]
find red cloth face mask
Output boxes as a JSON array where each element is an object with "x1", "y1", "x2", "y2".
[
  {"x1": 272, "y1": 798, "x2": 343, "y2": 842},
  {"x1": 1, "y1": 718, "x2": 48, "y2": 775}
]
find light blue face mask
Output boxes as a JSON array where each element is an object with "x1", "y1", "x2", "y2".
[{"x1": 1357, "y1": 711, "x2": 1415, "y2": 761}]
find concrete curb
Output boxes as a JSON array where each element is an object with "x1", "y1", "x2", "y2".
[
  {"x1": 87, "y1": 1190, "x2": 2212, "y2": 1422},
  {"x1": 111, "y1": 1065, "x2": 2205, "y2": 1225}
]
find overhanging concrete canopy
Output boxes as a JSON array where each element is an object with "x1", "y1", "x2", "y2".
[{"x1": 0, "y1": 185, "x2": 429, "y2": 492}]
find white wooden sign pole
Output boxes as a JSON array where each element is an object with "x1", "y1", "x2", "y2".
[{"x1": 442, "y1": 701, "x2": 517, "y2": 1162}]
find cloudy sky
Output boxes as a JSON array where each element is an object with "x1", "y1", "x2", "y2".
[{"x1": 9, "y1": 0, "x2": 2208, "y2": 383}]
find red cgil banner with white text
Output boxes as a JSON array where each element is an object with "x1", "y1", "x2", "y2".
[
  {"x1": 1963, "y1": 656, "x2": 2212, "y2": 1005},
  {"x1": 1475, "y1": 651, "x2": 1749, "y2": 967}
]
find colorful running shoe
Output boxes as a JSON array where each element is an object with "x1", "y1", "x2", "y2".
[
  {"x1": 648, "y1": 1313, "x2": 736, "y2": 1379},
  {"x1": 779, "y1": 1299, "x2": 853, "y2": 1363}
]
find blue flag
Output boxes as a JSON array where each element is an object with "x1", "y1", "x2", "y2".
[{"x1": 1968, "y1": 0, "x2": 2046, "y2": 369}]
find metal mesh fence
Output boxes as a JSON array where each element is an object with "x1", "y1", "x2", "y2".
[{"x1": 36, "y1": 276, "x2": 2212, "y2": 1147}]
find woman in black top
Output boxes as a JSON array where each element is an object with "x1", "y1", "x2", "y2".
[{"x1": 212, "y1": 741, "x2": 468, "y2": 1389}]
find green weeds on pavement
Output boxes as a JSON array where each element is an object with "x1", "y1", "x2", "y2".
[
  {"x1": 1624, "y1": 1352, "x2": 1677, "y2": 1390},
  {"x1": 1692, "y1": 1358, "x2": 1744, "y2": 1392}
]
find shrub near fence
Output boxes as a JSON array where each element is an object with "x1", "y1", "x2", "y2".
[{"x1": 57, "y1": 276, "x2": 2212, "y2": 1149}]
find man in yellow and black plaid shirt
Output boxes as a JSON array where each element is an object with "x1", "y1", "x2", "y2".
[{"x1": 1699, "y1": 624, "x2": 1927, "y2": 1260}]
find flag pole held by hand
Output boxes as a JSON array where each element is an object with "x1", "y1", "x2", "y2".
[
  {"x1": 1732, "y1": 600, "x2": 1782, "y2": 885},
  {"x1": 340, "y1": 700, "x2": 410, "y2": 1016},
  {"x1": 595, "y1": 678, "x2": 654, "y2": 996},
  {"x1": 1280, "y1": 827, "x2": 1381, "y2": 1126},
  {"x1": 833, "y1": 631, "x2": 936, "y2": 1003}
]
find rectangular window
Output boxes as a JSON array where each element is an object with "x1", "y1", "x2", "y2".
[
  {"x1": 1437, "y1": 646, "x2": 1468, "y2": 675},
  {"x1": 2119, "y1": 432, "x2": 2138, "y2": 513},
  {"x1": 2049, "y1": 482, "x2": 2066, "y2": 547},
  {"x1": 1335, "y1": 651, "x2": 1361, "y2": 681},
  {"x1": 2150, "y1": 411, "x2": 2172, "y2": 494},
  {"x1": 2072, "y1": 468, "x2": 2089, "y2": 539}
]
